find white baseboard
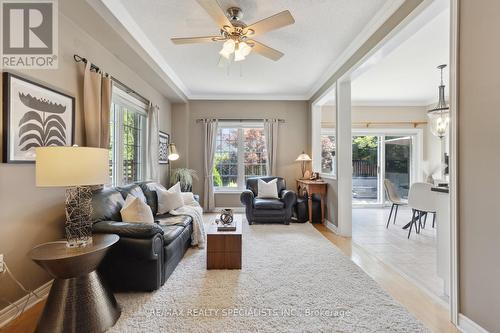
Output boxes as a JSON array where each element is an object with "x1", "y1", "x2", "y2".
[
  {"x1": 325, "y1": 220, "x2": 338, "y2": 234},
  {"x1": 458, "y1": 314, "x2": 490, "y2": 333},
  {"x1": 0, "y1": 280, "x2": 52, "y2": 328}
]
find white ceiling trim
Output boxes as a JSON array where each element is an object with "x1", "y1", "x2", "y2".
[
  {"x1": 306, "y1": 0, "x2": 405, "y2": 100},
  {"x1": 189, "y1": 94, "x2": 309, "y2": 101},
  {"x1": 87, "y1": 0, "x2": 190, "y2": 100},
  {"x1": 352, "y1": 99, "x2": 434, "y2": 107}
]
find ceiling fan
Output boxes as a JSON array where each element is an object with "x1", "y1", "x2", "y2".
[{"x1": 171, "y1": 0, "x2": 295, "y2": 62}]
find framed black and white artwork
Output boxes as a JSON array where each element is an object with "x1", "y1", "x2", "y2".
[
  {"x1": 2, "y1": 73, "x2": 75, "y2": 163},
  {"x1": 159, "y1": 131, "x2": 169, "y2": 164}
]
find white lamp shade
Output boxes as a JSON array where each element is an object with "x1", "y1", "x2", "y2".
[
  {"x1": 295, "y1": 153, "x2": 312, "y2": 162},
  {"x1": 36, "y1": 147, "x2": 109, "y2": 187}
]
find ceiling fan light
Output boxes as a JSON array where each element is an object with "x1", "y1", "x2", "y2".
[
  {"x1": 239, "y1": 41, "x2": 252, "y2": 56},
  {"x1": 234, "y1": 48, "x2": 246, "y2": 62},
  {"x1": 222, "y1": 39, "x2": 235, "y2": 52},
  {"x1": 219, "y1": 48, "x2": 232, "y2": 59}
]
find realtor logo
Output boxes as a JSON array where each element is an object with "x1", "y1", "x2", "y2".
[{"x1": 1, "y1": 0, "x2": 58, "y2": 69}]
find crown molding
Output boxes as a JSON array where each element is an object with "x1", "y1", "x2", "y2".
[
  {"x1": 352, "y1": 99, "x2": 431, "y2": 107},
  {"x1": 188, "y1": 93, "x2": 309, "y2": 101}
]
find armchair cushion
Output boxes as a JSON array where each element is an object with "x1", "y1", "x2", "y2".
[
  {"x1": 93, "y1": 220, "x2": 164, "y2": 239},
  {"x1": 254, "y1": 198, "x2": 284, "y2": 210}
]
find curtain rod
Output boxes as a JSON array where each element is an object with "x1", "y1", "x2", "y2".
[
  {"x1": 73, "y1": 54, "x2": 156, "y2": 108},
  {"x1": 196, "y1": 118, "x2": 285, "y2": 123},
  {"x1": 321, "y1": 121, "x2": 427, "y2": 128}
]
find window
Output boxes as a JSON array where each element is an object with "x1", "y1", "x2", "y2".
[
  {"x1": 312, "y1": 87, "x2": 336, "y2": 177},
  {"x1": 213, "y1": 124, "x2": 267, "y2": 190},
  {"x1": 109, "y1": 86, "x2": 147, "y2": 186}
]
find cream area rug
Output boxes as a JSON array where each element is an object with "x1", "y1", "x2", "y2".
[{"x1": 109, "y1": 216, "x2": 429, "y2": 333}]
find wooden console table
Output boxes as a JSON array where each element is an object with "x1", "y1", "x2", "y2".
[{"x1": 296, "y1": 179, "x2": 328, "y2": 224}]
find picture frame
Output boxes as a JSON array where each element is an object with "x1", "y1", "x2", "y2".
[
  {"x1": 159, "y1": 131, "x2": 170, "y2": 164},
  {"x1": 2, "y1": 72, "x2": 75, "y2": 163}
]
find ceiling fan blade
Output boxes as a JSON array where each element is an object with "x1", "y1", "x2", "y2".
[
  {"x1": 171, "y1": 36, "x2": 221, "y2": 44},
  {"x1": 248, "y1": 40, "x2": 284, "y2": 61},
  {"x1": 244, "y1": 10, "x2": 295, "y2": 36},
  {"x1": 196, "y1": 0, "x2": 233, "y2": 29}
]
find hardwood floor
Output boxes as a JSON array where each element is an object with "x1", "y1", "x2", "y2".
[
  {"x1": 314, "y1": 223, "x2": 459, "y2": 333},
  {"x1": 2, "y1": 220, "x2": 458, "y2": 333},
  {"x1": 1, "y1": 300, "x2": 44, "y2": 333}
]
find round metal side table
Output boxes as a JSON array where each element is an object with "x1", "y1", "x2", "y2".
[{"x1": 29, "y1": 234, "x2": 121, "y2": 333}]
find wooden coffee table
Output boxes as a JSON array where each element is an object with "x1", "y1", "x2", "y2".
[{"x1": 206, "y1": 215, "x2": 242, "y2": 269}]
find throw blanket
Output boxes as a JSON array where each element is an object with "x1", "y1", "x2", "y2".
[{"x1": 166, "y1": 202, "x2": 206, "y2": 248}]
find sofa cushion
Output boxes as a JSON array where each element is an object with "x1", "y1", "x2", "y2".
[
  {"x1": 161, "y1": 225, "x2": 185, "y2": 245},
  {"x1": 156, "y1": 215, "x2": 192, "y2": 228},
  {"x1": 120, "y1": 194, "x2": 155, "y2": 224},
  {"x1": 138, "y1": 182, "x2": 166, "y2": 216},
  {"x1": 254, "y1": 198, "x2": 284, "y2": 210},
  {"x1": 117, "y1": 184, "x2": 147, "y2": 204},
  {"x1": 91, "y1": 187, "x2": 125, "y2": 222}
]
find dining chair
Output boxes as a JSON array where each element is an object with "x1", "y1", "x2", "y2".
[
  {"x1": 406, "y1": 182, "x2": 436, "y2": 238},
  {"x1": 384, "y1": 179, "x2": 407, "y2": 228}
]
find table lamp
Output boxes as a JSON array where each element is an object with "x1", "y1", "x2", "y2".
[
  {"x1": 295, "y1": 152, "x2": 312, "y2": 179},
  {"x1": 36, "y1": 146, "x2": 109, "y2": 247}
]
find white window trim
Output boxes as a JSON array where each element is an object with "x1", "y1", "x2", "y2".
[
  {"x1": 214, "y1": 122, "x2": 266, "y2": 192},
  {"x1": 110, "y1": 85, "x2": 148, "y2": 187}
]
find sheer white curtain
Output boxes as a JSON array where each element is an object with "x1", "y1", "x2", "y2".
[
  {"x1": 83, "y1": 61, "x2": 112, "y2": 148},
  {"x1": 203, "y1": 119, "x2": 218, "y2": 211},
  {"x1": 146, "y1": 103, "x2": 159, "y2": 182},
  {"x1": 264, "y1": 119, "x2": 279, "y2": 176}
]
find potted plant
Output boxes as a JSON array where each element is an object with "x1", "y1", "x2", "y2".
[{"x1": 170, "y1": 168, "x2": 198, "y2": 192}]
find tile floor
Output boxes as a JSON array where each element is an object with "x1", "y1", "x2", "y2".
[{"x1": 352, "y1": 207, "x2": 449, "y2": 304}]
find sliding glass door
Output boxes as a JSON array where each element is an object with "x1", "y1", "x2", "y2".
[
  {"x1": 385, "y1": 136, "x2": 412, "y2": 199},
  {"x1": 352, "y1": 136, "x2": 379, "y2": 204},
  {"x1": 352, "y1": 131, "x2": 418, "y2": 205}
]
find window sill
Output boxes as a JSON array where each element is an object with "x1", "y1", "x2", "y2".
[{"x1": 214, "y1": 189, "x2": 243, "y2": 194}]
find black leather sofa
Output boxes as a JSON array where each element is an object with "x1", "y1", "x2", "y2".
[
  {"x1": 91, "y1": 181, "x2": 195, "y2": 292},
  {"x1": 240, "y1": 176, "x2": 297, "y2": 225}
]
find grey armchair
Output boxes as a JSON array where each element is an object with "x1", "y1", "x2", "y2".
[{"x1": 240, "y1": 176, "x2": 297, "y2": 225}]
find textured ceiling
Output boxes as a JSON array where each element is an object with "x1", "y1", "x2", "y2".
[
  {"x1": 120, "y1": 0, "x2": 393, "y2": 99},
  {"x1": 351, "y1": 7, "x2": 450, "y2": 105}
]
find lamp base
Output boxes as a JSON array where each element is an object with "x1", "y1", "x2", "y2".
[{"x1": 65, "y1": 186, "x2": 100, "y2": 247}]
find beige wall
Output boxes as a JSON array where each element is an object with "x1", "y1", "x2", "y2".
[
  {"x1": 0, "y1": 14, "x2": 172, "y2": 310},
  {"x1": 458, "y1": 1, "x2": 500, "y2": 331},
  {"x1": 171, "y1": 100, "x2": 308, "y2": 208}
]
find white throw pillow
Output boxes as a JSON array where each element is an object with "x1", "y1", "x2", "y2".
[
  {"x1": 257, "y1": 178, "x2": 279, "y2": 199},
  {"x1": 181, "y1": 192, "x2": 196, "y2": 205},
  {"x1": 120, "y1": 194, "x2": 154, "y2": 224},
  {"x1": 157, "y1": 182, "x2": 184, "y2": 214}
]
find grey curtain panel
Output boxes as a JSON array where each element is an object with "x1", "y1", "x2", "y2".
[
  {"x1": 264, "y1": 119, "x2": 279, "y2": 176},
  {"x1": 146, "y1": 103, "x2": 159, "y2": 182},
  {"x1": 203, "y1": 119, "x2": 218, "y2": 211},
  {"x1": 83, "y1": 61, "x2": 112, "y2": 148}
]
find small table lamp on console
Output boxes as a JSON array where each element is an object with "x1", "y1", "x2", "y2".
[
  {"x1": 36, "y1": 146, "x2": 109, "y2": 247},
  {"x1": 295, "y1": 152, "x2": 312, "y2": 179}
]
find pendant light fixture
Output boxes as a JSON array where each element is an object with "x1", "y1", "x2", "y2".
[{"x1": 427, "y1": 64, "x2": 450, "y2": 139}]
